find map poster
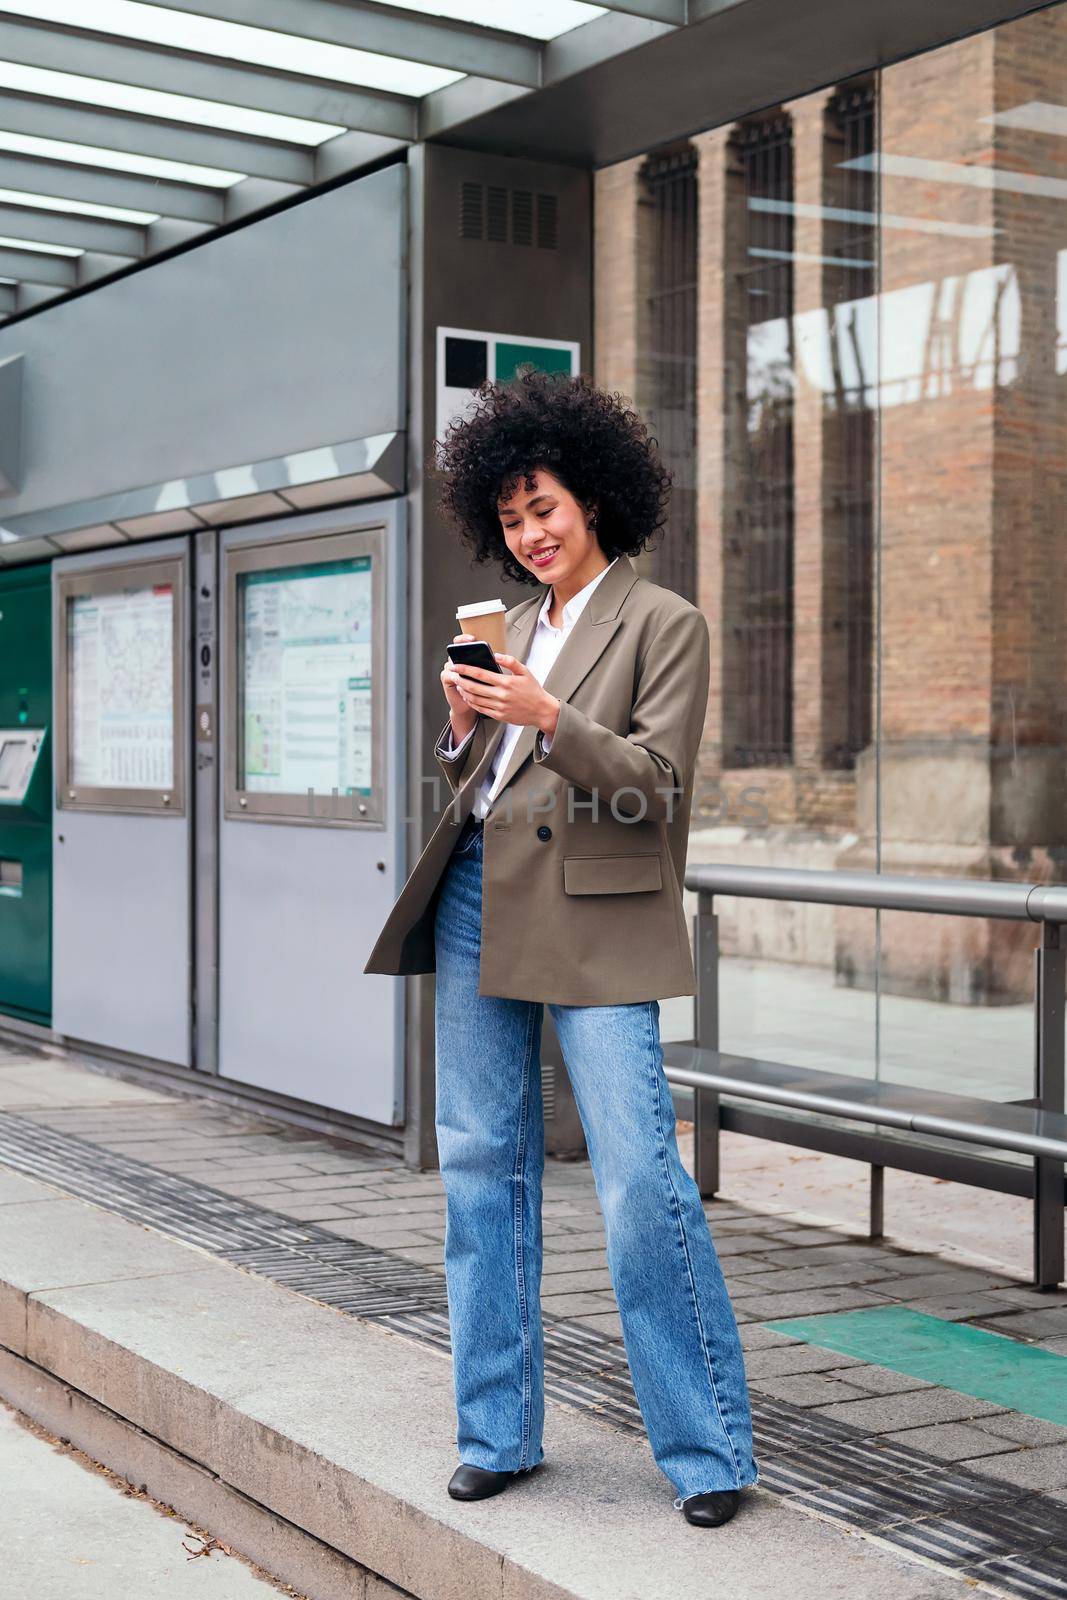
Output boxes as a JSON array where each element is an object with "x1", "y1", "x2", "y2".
[
  {"x1": 68, "y1": 584, "x2": 175, "y2": 790},
  {"x1": 240, "y1": 555, "x2": 373, "y2": 797}
]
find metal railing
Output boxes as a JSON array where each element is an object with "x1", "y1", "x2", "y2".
[{"x1": 668, "y1": 863, "x2": 1066, "y2": 1286}]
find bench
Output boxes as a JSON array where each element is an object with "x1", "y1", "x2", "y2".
[{"x1": 662, "y1": 866, "x2": 1067, "y2": 1289}]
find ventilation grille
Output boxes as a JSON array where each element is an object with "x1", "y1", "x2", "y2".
[{"x1": 460, "y1": 182, "x2": 559, "y2": 249}]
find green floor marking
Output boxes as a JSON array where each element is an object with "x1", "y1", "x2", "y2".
[{"x1": 766, "y1": 1305, "x2": 1067, "y2": 1427}]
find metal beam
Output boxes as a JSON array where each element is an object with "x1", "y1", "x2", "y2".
[
  {"x1": 313, "y1": 129, "x2": 410, "y2": 182},
  {"x1": 0, "y1": 243, "x2": 75, "y2": 285},
  {"x1": 132, "y1": 0, "x2": 543, "y2": 87},
  {"x1": 77, "y1": 250, "x2": 141, "y2": 286},
  {"x1": 14, "y1": 279, "x2": 63, "y2": 310},
  {"x1": 430, "y1": 0, "x2": 1054, "y2": 170},
  {"x1": 221, "y1": 175, "x2": 303, "y2": 222},
  {"x1": 0, "y1": 18, "x2": 417, "y2": 144},
  {"x1": 0, "y1": 152, "x2": 225, "y2": 224},
  {"x1": 0, "y1": 97, "x2": 315, "y2": 185},
  {"x1": 0, "y1": 201, "x2": 146, "y2": 256},
  {"x1": 420, "y1": 12, "x2": 673, "y2": 143},
  {"x1": 146, "y1": 216, "x2": 215, "y2": 250},
  {"x1": 592, "y1": 0, "x2": 687, "y2": 18}
]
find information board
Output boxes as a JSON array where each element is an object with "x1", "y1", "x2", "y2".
[
  {"x1": 68, "y1": 584, "x2": 175, "y2": 790},
  {"x1": 239, "y1": 555, "x2": 372, "y2": 796}
]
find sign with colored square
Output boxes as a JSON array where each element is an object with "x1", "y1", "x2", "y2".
[{"x1": 435, "y1": 326, "x2": 580, "y2": 455}]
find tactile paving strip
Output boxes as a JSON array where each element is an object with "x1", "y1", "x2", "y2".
[{"x1": 0, "y1": 1109, "x2": 1064, "y2": 1597}]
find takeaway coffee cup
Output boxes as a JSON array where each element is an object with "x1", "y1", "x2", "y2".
[{"x1": 456, "y1": 597, "x2": 506, "y2": 657}]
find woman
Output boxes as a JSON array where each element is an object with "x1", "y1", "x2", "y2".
[{"x1": 363, "y1": 371, "x2": 757, "y2": 1528}]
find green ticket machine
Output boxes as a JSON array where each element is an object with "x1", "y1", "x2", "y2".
[{"x1": 0, "y1": 561, "x2": 51, "y2": 1025}]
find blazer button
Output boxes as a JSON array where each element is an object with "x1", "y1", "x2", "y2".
[{"x1": 537, "y1": 825, "x2": 552, "y2": 841}]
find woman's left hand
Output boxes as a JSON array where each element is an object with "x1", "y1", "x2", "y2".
[{"x1": 454, "y1": 654, "x2": 559, "y2": 735}]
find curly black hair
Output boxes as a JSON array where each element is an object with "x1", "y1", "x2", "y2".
[{"x1": 435, "y1": 368, "x2": 672, "y2": 589}]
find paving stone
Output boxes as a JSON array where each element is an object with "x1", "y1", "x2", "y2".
[
  {"x1": 160, "y1": 1160, "x2": 321, "y2": 1181},
  {"x1": 538, "y1": 1250, "x2": 609, "y2": 1275},
  {"x1": 719, "y1": 1255, "x2": 770, "y2": 1277},
  {"x1": 842, "y1": 1365, "x2": 934, "y2": 1396},
  {"x1": 738, "y1": 1324, "x2": 797, "y2": 1352},
  {"x1": 537, "y1": 1268, "x2": 615, "y2": 1293},
  {"x1": 743, "y1": 1345, "x2": 865, "y2": 1380},
  {"x1": 257, "y1": 1185, "x2": 376, "y2": 1208},
  {"x1": 957, "y1": 1444, "x2": 1067, "y2": 1492},
  {"x1": 710, "y1": 1233, "x2": 776, "y2": 1255},
  {"x1": 732, "y1": 1264, "x2": 896, "y2": 1295},
  {"x1": 736, "y1": 1286, "x2": 895, "y2": 1319},
  {"x1": 346, "y1": 1208, "x2": 449, "y2": 1231},
  {"x1": 710, "y1": 1216, "x2": 790, "y2": 1234},
  {"x1": 540, "y1": 1291, "x2": 618, "y2": 1315},
  {"x1": 765, "y1": 1229, "x2": 851, "y2": 1246},
  {"x1": 971, "y1": 1414, "x2": 1067, "y2": 1448},
  {"x1": 991, "y1": 1286, "x2": 1067, "y2": 1307},
  {"x1": 896, "y1": 1292, "x2": 1031, "y2": 1322},
  {"x1": 571, "y1": 1311, "x2": 624, "y2": 1339},
  {"x1": 817, "y1": 1389, "x2": 1007, "y2": 1432},
  {"x1": 268, "y1": 1199, "x2": 355, "y2": 1222},
  {"x1": 269, "y1": 1171, "x2": 387, "y2": 1192},
  {"x1": 384, "y1": 1244, "x2": 446, "y2": 1268},
  {"x1": 543, "y1": 1230, "x2": 606, "y2": 1252},
  {"x1": 0, "y1": 1169, "x2": 59, "y2": 1206},
  {"x1": 203, "y1": 1180, "x2": 298, "y2": 1199},
  {"x1": 879, "y1": 1424, "x2": 1020, "y2": 1462},
  {"x1": 975, "y1": 1307, "x2": 1067, "y2": 1341},
  {"x1": 757, "y1": 1245, "x2": 895, "y2": 1269},
  {"x1": 344, "y1": 1196, "x2": 448, "y2": 1217},
  {"x1": 732, "y1": 1305, "x2": 762, "y2": 1324},
  {"x1": 319, "y1": 1222, "x2": 434, "y2": 1247},
  {"x1": 873, "y1": 1272, "x2": 1016, "y2": 1298},
  {"x1": 750, "y1": 1373, "x2": 872, "y2": 1408}
]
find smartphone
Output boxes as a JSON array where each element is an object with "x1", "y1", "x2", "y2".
[{"x1": 446, "y1": 640, "x2": 503, "y2": 674}]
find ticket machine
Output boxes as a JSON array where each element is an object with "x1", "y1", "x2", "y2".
[{"x1": 0, "y1": 561, "x2": 52, "y2": 1024}]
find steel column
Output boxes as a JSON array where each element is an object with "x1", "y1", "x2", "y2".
[
  {"x1": 1034, "y1": 922, "x2": 1065, "y2": 1288},
  {"x1": 693, "y1": 889, "x2": 721, "y2": 1196}
]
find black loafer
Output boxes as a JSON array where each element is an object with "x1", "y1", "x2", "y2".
[
  {"x1": 677, "y1": 1488, "x2": 742, "y2": 1527},
  {"x1": 447, "y1": 1464, "x2": 520, "y2": 1501}
]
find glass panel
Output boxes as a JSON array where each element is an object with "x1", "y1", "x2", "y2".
[
  {"x1": 635, "y1": 78, "x2": 882, "y2": 1076},
  {"x1": 68, "y1": 583, "x2": 174, "y2": 790},
  {"x1": 237, "y1": 556, "x2": 373, "y2": 798},
  {"x1": 876, "y1": 7, "x2": 1067, "y2": 1107}
]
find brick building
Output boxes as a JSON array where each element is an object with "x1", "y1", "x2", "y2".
[{"x1": 595, "y1": 9, "x2": 1067, "y2": 1005}]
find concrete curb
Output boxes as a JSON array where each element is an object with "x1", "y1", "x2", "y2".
[
  {"x1": 0, "y1": 1343, "x2": 411, "y2": 1600},
  {"x1": 0, "y1": 1168, "x2": 976, "y2": 1600}
]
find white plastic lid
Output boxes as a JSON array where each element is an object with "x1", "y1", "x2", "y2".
[{"x1": 456, "y1": 598, "x2": 506, "y2": 617}]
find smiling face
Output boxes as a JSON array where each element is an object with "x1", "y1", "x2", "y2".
[{"x1": 497, "y1": 467, "x2": 606, "y2": 594}]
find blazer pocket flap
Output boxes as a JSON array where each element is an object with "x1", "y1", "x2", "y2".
[{"x1": 563, "y1": 853, "x2": 663, "y2": 895}]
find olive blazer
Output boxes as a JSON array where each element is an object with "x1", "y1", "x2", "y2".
[{"x1": 362, "y1": 552, "x2": 710, "y2": 1006}]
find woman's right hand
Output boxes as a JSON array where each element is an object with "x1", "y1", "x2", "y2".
[{"x1": 441, "y1": 633, "x2": 479, "y2": 740}]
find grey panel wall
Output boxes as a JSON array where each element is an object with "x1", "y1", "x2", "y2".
[
  {"x1": 51, "y1": 536, "x2": 193, "y2": 1068},
  {"x1": 0, "y1": 164, "x2": 405, "y2": 518}
]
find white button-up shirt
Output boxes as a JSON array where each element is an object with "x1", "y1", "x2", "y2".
[{"x1": 441, "y1": 556, "x2": 619, "y2": 820}]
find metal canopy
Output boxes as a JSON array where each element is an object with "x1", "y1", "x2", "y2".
[
  {"x1": 0, "y1": 0, "x2": 1049, "y2": 323},
  {"x1": 0, "y1": 0, "x2": 681, "y2": 321}
]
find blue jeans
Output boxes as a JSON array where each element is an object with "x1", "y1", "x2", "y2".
[{"x1": 432, "y1": 820, "x2": 757, "y2": 1501}]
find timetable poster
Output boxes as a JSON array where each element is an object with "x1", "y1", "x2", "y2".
[
  {"x1": 240, "y1": 556, "x2": 372, "y2": 797},
  {"x1": 69, "y1": 584, "x2": 175, "y2": 790}
]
